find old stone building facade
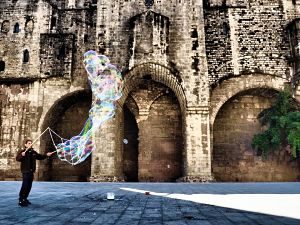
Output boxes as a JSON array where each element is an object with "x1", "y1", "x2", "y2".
[{"x1": 0, "y1": 0, "x2": 300, "y2": 182}]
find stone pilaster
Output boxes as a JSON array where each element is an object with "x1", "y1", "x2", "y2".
[
  {"x1": 89, "y1": 119, "x2": 124, "y2": 182},
  {"x1": 179, "y1": 107, "x2": 214, "y2": 182}
]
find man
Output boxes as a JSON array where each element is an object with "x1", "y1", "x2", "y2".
[{"x1": 16, "y1": 139, "x2": 54, "y2": 207}]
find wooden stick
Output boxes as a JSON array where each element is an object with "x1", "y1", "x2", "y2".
[{"x1": 24, "y1": 127, "x2": 50, "y2": 153}]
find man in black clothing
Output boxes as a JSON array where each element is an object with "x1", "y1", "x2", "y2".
[{"x1": 16, "y1": 139, "x2": 54, "y2": 207}]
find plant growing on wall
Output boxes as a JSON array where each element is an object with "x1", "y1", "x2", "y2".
[{"x1": 252, "y1": 90, "x2": 300, "y2": 158}]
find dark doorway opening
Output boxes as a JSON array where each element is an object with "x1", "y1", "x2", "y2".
[
  {"x1": 123, "y1": 105, "x2": 139, "y2": 182},
  {"x1": 40, "y1": 90, "x2": 92, "y2": 181}
]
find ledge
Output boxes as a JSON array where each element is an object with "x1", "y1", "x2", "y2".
[
  {"x1": 177, "y1": 175, "x2": 215, "y2": 183},
  {"x1": 0, "y1": 77, "x2": 39, "y2": 84},
  {"x1": 90, "y1": 175, "x2": 125, "y2": 182}
]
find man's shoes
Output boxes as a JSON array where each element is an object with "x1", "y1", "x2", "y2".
[
  {"x1": 18, "y1": 199, "x2": 28, "y2": 207},
  {"x1": 25, "y1": 199, "x2": 31, "y2": 205}
]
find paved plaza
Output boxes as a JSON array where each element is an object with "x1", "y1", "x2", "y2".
[{"x1": 0, "y1": 182, "x2": 300, "y2": 225}]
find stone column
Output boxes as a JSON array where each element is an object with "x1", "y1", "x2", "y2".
[
  {"x1": 179, "y1": 107, "x2": 214, "y2": 182},
  {"x1": 90, "y1": 119, "x2": 124, "y2": 182}
]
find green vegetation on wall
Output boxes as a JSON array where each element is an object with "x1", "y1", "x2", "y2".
[{"x1": 252, "y1": 90, "x2": 300, "y2": 158}]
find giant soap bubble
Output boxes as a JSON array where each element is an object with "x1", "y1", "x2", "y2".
[{"x1": 53, "y1": 50, "x2": 123, "y2": 165}]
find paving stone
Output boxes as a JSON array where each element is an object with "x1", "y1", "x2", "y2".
[
  {"x1": 224, "y1": 212, "x2": 260, "y2": 224},
  {"x1": 0, "y1": 182, "x2": 299, "y2": 225},
  {"x1": 206, "y1": 218, "x2": 235, "y2": 225},
  {"x1": 21, "y1": 216, "x2": 53, "y2": 224},
  {"x1": 163, "y1": 220, "x2": 187, "y2": 225},
  {"x1": 272, "y1": 217, "x2": 300, "y2": 225},
  {"x1": 185, "y1": 220, "x2": 212, "y2": 225}
]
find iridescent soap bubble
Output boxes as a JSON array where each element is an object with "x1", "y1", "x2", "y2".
[
  {"x1": 123, "y1": 139, "x2": 128, "y2": 144},
  {"x1": 54, "y1": 51, "x2": 123, "y2": 165}
]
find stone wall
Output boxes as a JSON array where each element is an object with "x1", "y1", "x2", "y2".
[
  {"x1": 0, "y1": 0, "x2": 299, "y2": 182},
  {"x1": 213, "y1": 92, "x2": 300, "y2": 181},
  {"x1": 0, "y1": 0, "x2": 53, "y2": 78},
  {"x1": 134, "y1": 81, "x2": 183, "y2": 182},
  {"x1": 0, "y1": 84, "x2": 33, "y2": 180},
  {"x1": 204, "y1": 0, "x2": 291, "y2": 85},
  {"x1": 204, "y1": 7, "x2": 233, "y2": 84}
]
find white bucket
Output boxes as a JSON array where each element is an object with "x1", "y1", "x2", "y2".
[{"x1": 107, "y1": 192, "x2": 115, "y2": 200}]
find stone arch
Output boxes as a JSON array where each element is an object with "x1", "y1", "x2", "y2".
[
  {"x1": 39, "y1": 89, "x2": 92, "y2": 181},
  {"x1": 210, "y1": 74, "x2": 288, "y2": 125},
  {"x1": 120, "y1": 62, "x2": 186, "y2": 113},
  {"x1": 211, "y1": 87, "x2": 300, "y2": 181},
  {"x1": 124, "y1": 94, "x2": 139, "y2": 117},
  {"x1": 148, "y1": 91, "x2": 165, "y2": 110},
  {"x1": 210, "y1": 74, "x2": 300, "y2": 182},
  {"x1": 117, "y1": 63, "x2": 185, "y2": 182}
]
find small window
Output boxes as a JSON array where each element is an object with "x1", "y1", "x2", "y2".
[
  {"x1": 84, "y1": 34, "x2": 88, "y2": 43},
  {"x1": 145, "y1": 0, "x2": 153, "y2": 7},
  {"x1": 191, "y1": 28, "x2": 198, "y2": 38},
  {"x1": 50, "y1": 17, "x2": 57, "y2": 30},
  {"x1": 0, "y1": 61, "x2": 5, "y2": 71},
  {"x1": 13, "y1": 23, "x2": 20, "y2": 33},
  {"x1": 292, "y1": 0, "x2": 296, "y2": 5},
  {"x1": 203, "y1": 0, "x2": 210, "y2": 8},
  {"x1": 223, "y1": 22, "x2": 230, "y2": 35},
  {"x1": 58, "y1": 45, "x2": 65, "y2": 59},
  {"x1": 23, "y1": 49, "x2": 29, "y2": 63}
]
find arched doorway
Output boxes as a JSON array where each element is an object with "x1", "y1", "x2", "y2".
[
  {"x1": 212, "y1": 88, "x2": 300, "y2": 181},
  {"x1": 40, "y1": 90, "x2": 92, "y2": 181},
  {"x1": 123, "y1": 80, "x2": 183, "y2": 182}
]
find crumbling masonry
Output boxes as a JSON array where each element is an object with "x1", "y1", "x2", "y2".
[{"x1": 0, "y1": 0, "x2": 300, "y2": 182}]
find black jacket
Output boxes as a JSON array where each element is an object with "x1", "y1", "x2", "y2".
[{"x1": 16, "y1": 148, "x2": 47, "y2": 173}]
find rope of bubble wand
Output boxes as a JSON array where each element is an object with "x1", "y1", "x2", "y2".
[
  {"x1": 23, "y1": 127, "x2": 51, "y2": 153},
  {"x1": 23, "y1": 127, "x2": 63, "y2": 154}
]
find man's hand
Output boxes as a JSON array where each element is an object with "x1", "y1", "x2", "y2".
[
  {"x1": 46, "y1": 152, "x2": 54, "y2": 157},
  {"x1": 21, "y1": 152, "x2": 25, "y2": 157}
]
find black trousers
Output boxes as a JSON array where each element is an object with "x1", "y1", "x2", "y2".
[{"x1": 19, "y1": 172, "x2": 34, "y2": 201}]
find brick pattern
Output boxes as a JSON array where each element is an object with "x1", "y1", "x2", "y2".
[
  {"x1": 204, "y1": 0, "x2": 292, "y2": 85},
  {"x1": 204, "y1": 8, "x2": 233, "y2": 84},
  {"x1": 282, "y1": 0, "x2": 300, "y2": 20},
  {"x1": 287, "y1": 19, "x2": 300, "y2": 87},
  {"x1": 40, "y1": 34, "x2": 74, "y2": 78},
  {"x1": 234, "y1": 2, "x2": 290, "y2": 77}
]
